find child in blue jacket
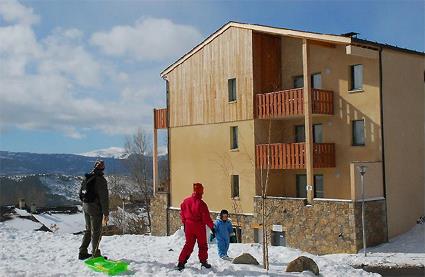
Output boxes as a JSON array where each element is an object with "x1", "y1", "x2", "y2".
[{"x1": 214, "y1": 209, "x2": 233, "y2": 259}]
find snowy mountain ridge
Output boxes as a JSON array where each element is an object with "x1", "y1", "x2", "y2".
[{"x1": 79, "y1": 147, "x2": 129, "y2": 159}]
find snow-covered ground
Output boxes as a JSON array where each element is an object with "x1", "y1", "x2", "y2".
[
  {"x1": 0, "y1": 223, "x2": 376, "y2": 277},
  {"x1": 3, "y1": 217, "x2": 42, "y2": 231},
  {"x1": 33, "y1": 213, "x2": 85, "y2": 234},
  {"x1": 326, "y1": 224, "x2": 425, "y2": 268}
]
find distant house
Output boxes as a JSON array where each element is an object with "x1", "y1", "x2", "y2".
[{"x1": 151, "y1": 22, "x2": 424, "y2": 254}]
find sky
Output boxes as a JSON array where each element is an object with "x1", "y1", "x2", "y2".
[{"x1": 0, "y1": 0, "x2": 423, "y2": 154}]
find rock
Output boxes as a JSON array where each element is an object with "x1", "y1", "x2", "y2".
[
  {"x1": 285, "y1": 256, "x2": 319, "y2": 275},
  {"x1": 232, "y1": 253, "x2": 259, "y2": 265}
]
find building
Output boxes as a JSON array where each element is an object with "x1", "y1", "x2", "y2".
[{"x1": 151, "y1": 22, "x2": 424, "y2": 254}]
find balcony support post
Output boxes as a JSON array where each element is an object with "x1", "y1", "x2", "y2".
[
  {"x1": 302, "y1": 39, "x2": 314, "y2": 204},
  {"x1": 153, "y1": 109, "x2": 159, "y2": 196}
]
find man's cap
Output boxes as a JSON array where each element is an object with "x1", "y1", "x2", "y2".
[{"x1": 94, "y1": 160, "x2": 105, "y2": 170}]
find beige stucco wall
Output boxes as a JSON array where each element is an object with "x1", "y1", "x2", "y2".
[
  {"x1": 350, "y1": 161, "x2": 384, "y2": 200},
  {"x1": 381, "y1": 49, "x2": 425, "y2": 238},
  {"x1": 255, "y1": 37, "x2": 383, "y2": 200},
  {"x1": 169, "y1": 120, "x2": 256, "y2": 213}
]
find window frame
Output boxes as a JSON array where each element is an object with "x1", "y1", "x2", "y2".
[
  {"x1": 230, "y1": 126, "x2": 239, "y2": 150},
  {"x1": 296, "y1": 174, "x2": 324, "y2": 198},
  {"x1": 314, "y1": 175, "x2": 324, "y2": 198},
  {"x1": 296, "y1": 174, "x2": 307, "y2": 198},
  {"x1": 295, "y1": 124, "x2": 323, "y2": 143},
  {"x1": 349, "y1": 64, "x2": 363, "y2": 92},
  {"x1": 311, "y1": 72, "x2": 322, "y2": 89},
  {"x1": 293, "y1": 75, "x2": 304, "y2": 89},
  {"x1": 295, "y1": 125, "x2": 305, "y2": 143},
  {"x1": 352, "y1": 119, "x2": 365, "y2": 146},
  {"x1": 231, "y1": 175, "x2": 240, "y2": 198},
  {"x1": 228, "y1": 78, "x2": 237, "y2": 102}
]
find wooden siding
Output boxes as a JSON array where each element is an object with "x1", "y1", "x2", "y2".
[
  {"x1": 256, "y1": 88, "x2": 334, "y2": 118},
  {"x1": 256, "y1": 143, "x2": 336, "y2": 169},
  {"x1": 253, "y1": 32, "x2": 282, "y2": 94},
  {"x1": 167, "y1": 27, "x2": 254, "y2": 128}
]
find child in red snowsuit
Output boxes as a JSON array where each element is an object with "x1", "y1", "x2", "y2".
[{"x1": 177, "y1": 183, "x2": 215, "y2": 270}]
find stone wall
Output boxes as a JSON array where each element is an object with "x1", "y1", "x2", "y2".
[
  {"x1": 151, "y1": 192, "x2": 169, "y2": 236},
  {"x1": 253, "y1": 197, "x2": 387, "y2": 254},
  {"x1": 152, "y1": 194, "x2": 387, "y2": 255},
  {"x1": 353, "y1": 199, "x2": 388, "y2": 250}
]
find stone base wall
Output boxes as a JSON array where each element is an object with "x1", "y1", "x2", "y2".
[
  {"x1": 353, "y1": 199, "x2": 388, "y2": 250},
  {"x1": 253, "y1": 197, "x2": 387, "y2": 254},
  {"x1": 151, "y1": 192, "x2": 169, "y2": 236},
  {"x1": 151, "y1": 194, "x2": 387, "y2": 255}
]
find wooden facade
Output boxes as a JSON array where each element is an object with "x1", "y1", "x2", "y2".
[
  {"x1": 253, "y1": 32, "x2": 282, "y2": 94},
  {"x1": 256, "y1": 143, "x2": 336, "y2": 169},
  {"x1": 166, "y1": 27, "x2": 254, "y2": 128}
]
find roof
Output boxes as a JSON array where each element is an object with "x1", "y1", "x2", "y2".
[
  {"x1": 160, "y1": 21, "x2": 424, "y2": 78},
  {"x1": 352, "y1": 38, "x2": 425, "y2": 56}
]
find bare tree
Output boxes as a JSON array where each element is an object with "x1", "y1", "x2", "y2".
[
  {"x1": 124, "y1": 128, "x2": 153, "y2": 233},
  {"x1": 257, "y1": 119, "x2": 273, "y2": 270}
]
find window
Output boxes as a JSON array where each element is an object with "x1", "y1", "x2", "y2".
[
  {"x1": 297, "y1": 174, "x2": 324, "y2": 198},
  {"x1": 228, "y1": 78, "x2": 237, "y2": 102},
  {"x1": 231, "y1": 175, "x2": 239, "y2": 198},
  {"x1": 314, "y1": 175, "x2": 324, "y2": 198},
  {"x1": 350, "y1": 64, "x2": 363, "y2": 91},
  {"x1": 293, "y1": 75, "x2": 304, "y2": 88},
  {"x1": 352, "y1": 120, "x2": 365, "y2": 146},
  {"x1": 230, "y1": 126, "x2": 238, "y2": 150},
  {"x1": 313, "y1": 124, "x2": 323, "y2": 143},
  {"x1": 311, "y1": 73, "x2": 322, "y2": 89},
  {"x1": 295, "y1": 125, "x2": 305, "y2": 143},
  {"x1": 271, "y1": 231, "x2": 286, "y2": 246},
  {"x1": 254, "y1": 228, "x2": 263, "y2": 243},
  {"x1": 295, "y1": 124, "x2": 323, "y2": 143},
  {"x1": 296, "y1": 175, "x2": 307, "y2": 198}
]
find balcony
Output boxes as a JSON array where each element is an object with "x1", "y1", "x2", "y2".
[
  {"x1": 256, "y1": 143, "x2": 336, "y2": 169},
  {"x1": 256, "y1": 88, "x2": 334, "y2": 119},
  {"x1": 154, "y1": 108, "x2": 167, "y2": 129}
]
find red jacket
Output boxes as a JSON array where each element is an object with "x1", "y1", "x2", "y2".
[{"x1": 180, "y1": 192, "x2": 214, "y2": 230}]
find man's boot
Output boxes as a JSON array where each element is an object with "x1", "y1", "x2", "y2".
[{"x1": 78, "y1": 252, "x2": 92, "y2": 260}]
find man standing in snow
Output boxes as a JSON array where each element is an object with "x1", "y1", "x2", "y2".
[
  {"x1": 176, "y1": 183, "x2": 215, "y2": 271},
  {"x1": 79, "y1": 160, "x2": 109, "y2": 260}
]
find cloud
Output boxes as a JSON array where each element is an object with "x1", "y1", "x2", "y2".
[
  {"x1": 0, "y1": 0, "x2": 39, "y2": 25},
  {"x1": 90, "y1": 17, "x2": 203, "y2": 61},
  {"x1": 0, "y1": 2, "x2": 186, "y2": 139}
]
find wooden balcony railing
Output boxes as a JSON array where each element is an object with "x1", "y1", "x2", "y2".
[
  {"x1": 256, "y1": 88, "x2": 334, "y2": 119},
  {"x1": 256, "y1": 143, "x2": 336, "y2": 169},
  {"x1": 154, "y1": 108, "x2": 167, "y2": 129}
]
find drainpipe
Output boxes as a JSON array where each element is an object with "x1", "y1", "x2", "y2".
[
  {"x1": 378, "y1": 47, "x2": 389, "y2": 241},
  {"x1": 163, "y1": 76, "x2": 171, "y2": 236}
]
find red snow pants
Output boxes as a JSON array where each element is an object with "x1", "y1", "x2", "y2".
[{"x1": 178, "y1": 222, "x2": 208, "y2": 263}]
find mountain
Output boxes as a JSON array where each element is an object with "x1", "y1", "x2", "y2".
[
  {"x1": 79, "y1": 147, "x2": 128, "y2": 159},
  {"x1": 0, "y1": 151, "x2": 128, "y2": 176},
  {"x1": 0, "y1": 151, "x2": 168, "y2": 177}
]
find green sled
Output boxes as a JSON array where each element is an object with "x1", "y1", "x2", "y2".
[{"x1": 84, "y1": 256, "x2": 129, "y2": 276}]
